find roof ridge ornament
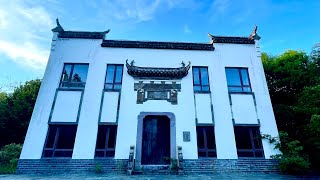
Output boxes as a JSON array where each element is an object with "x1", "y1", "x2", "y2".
[
  {"x1": 248, "y1": 25, "x2": 261, "y2": 40},
  {"x1": 52, "y1": 18, "x2": 64, "y2": 32},
  {"x1": 102, "y1": 29, "x2": 111, "y2": 40}
]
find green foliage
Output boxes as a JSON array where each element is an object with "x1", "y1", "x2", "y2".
[
  {"x1": 263, "y1": 50, "x2": 320, "y2": 171},
  {"x1": 262, "y1": 132, "x2": 310, "y2": 174},
  {"x1": 94, "y1": 163, "x2": 102, "y2": 174},
  {"x1": 0, "y1": 79, "x2": 41, "y2": 148},
  {"x1": 0, "y1": 143, "x2": 22, "y2": 174}
]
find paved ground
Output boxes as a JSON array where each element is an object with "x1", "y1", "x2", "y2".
[{"x1": 0, "y1": 173, "x2": 319, "y2": 180}]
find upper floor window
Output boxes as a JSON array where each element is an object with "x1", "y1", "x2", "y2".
[
  {"x1": 193, "y1": 67, "x2": 210, "y2": 92},
  {"x1": 105, "y1": 64, "x2": 123, "y2": 90},
  {"x1": 60, "y1": 64, "x2": 89, "y2": 89},
  {"x1": 225, "y1": 67, "x2": 251, "y2": 93}
]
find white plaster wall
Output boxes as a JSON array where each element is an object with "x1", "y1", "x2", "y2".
[
  {"x1": 50, "y1": 91, "x2": 82, "y2": 123},
  {"x1": 231, "y1": 94, "x2": 258, "y2": 124},
  {"x1": 195, "y1": 93, "x2": 212, "y2": 124},
  {"x1": 20, "y1": 36, "x2": 280, "y2": 160},
  {"x1": 100, "y1": 92, "x2": 119, "y2": 123}
]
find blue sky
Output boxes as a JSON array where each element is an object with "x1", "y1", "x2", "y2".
[{"x1": 0, "y1": 0, "x2": 319, "y2": 90}]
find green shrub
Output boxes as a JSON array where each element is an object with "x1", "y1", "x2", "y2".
[
  {"x1": 262, "y1": 132, "x2": 310, "y2": 174},
  {"x1": 0, "y1": 143, "x2": 22, "y2": 174},
  {"x1": 95, "y1": 163, "x2": 102, "y2": 174}
]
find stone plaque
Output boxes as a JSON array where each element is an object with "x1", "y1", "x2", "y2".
[
  {"x1": 183, "y1": 131, "x2": 190, "y2": 142},
  {"x1": 147, "y1": 91, "x2": 168, "y2": 100}
]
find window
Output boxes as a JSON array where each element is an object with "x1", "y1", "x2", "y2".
[
  {"x1": 196, "y1": 126, "x2": 216, "y2": 157},
  {"x1": 95, "y1": 125, "x2": 117, "y2": 158},
  {"x1": 105, "y1": 64, "x2": 123, "y2": 90},
  {"x1": 225, "y1": 68, "x2": 251, "y2": 93},
  {"x1": 193, "y1": 67, "x2": 210, "y2": 92},
  {"x1": 234, "y1": 126, "x2": 264, "y2": 158},
  {"x1": 60, "y1": 64, "x2": 89, "y2": 89},
  {"x1": 42, "y1": 125, "x2": 77, "y2": 158}
]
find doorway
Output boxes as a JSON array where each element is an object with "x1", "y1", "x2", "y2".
[{"x1": 141, "y1": 115, "x2": 170, "y2": 165}]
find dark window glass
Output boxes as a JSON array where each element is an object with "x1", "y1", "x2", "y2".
[
  {"x1": 56, "y1": 126, "x2": 77, "y2": 149},
  {"x1": 193, "y1": 68, "x2": 200, "y2": 85},
  {"x1": 192, "y1": 67, "x2": 210, "y2": 92},
  {"x1": 105, "y1": 64, "x2": 123, "y2": 90},
  {"x1": 59, "y1": 64, "x2": 89, "y2": 89},
  {"x1": 196, "y1": 126, "x2": 216, "y2": 157},
  {"x1": 225, "y1": 68, "x2": 251, "y2": 93},
  {"x1": 106, "y1": 65, "x2": 115, "y2": 83},
  {"x1": 45, "y1": 126, "x2": 57, "y2": 148},
  {"x1": 234, "y1": 126, "x2": 264, "y2": 158},
  {"x1": 42, "y1": 125, "x2": 77, "y2": 158},
  {"x1": 95, "y1": 125, "x2": 117, "y2": 158}
]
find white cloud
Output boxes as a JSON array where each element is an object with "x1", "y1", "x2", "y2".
[
  {"x1": 0, "y1": 0, "x2": 53, "y2": 70},
  {"x1": 0, "y1": 40, "x2": 49, "y2": 69},
  {"x1": 184, "y1": 24, "x2": 192, "y2": 34}
]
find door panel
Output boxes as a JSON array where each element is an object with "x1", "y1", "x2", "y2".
[{"x1": 141, "y1": 116, "x2": 170, "y2": 165}]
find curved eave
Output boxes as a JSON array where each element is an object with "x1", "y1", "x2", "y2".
[{"x1": 126, "y1": 62, "x2": 191, "y2": 79}]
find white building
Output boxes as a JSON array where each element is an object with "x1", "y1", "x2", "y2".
[{"x1": 18, "y1": 20, "x2": 280, "y2": 174}]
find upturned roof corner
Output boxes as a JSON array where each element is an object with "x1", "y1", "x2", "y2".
[
  {"x1": 52, "y1": 18, "x2": 64, "y2": 32},
  {"x1": 248, "y1": 25, "x2": 261, "y2": 40}
]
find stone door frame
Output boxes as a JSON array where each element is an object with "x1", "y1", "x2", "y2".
[{"x1": 135, "y1": 112, "x2": 176, "y2": 167}]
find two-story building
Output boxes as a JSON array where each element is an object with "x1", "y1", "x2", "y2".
[{"x1": 17, "y1": 19, "x2": 280, "y2": 174}]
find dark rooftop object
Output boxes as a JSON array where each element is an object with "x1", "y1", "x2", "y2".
[
  {"x1": 101, "y1": 40, "x2": 215, "y2": 51},
  {"x1": 208, "y1": 25, "x2": 260, "y2": 44},
  {"x1": 126, "y1": 60, "x2": 191, "y2": 79},
  {"x1": 248, "y1": 25, "x2": 261, "y2": 40},
  {"x1": 52, "y1": 18, "x2": 110, "y2": 39},
  {"x1": 51, "y1": 19, "x2": 259, "y2": 46}
]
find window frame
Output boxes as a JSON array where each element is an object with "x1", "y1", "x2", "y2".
[
  {"x1": 234, "y1": 126, "x2": 264, "y2": 158},
  {"x1": 104, "y1": 64, "x2": 124, "y2": 91},
  {"x1": 95, "y1": 125, "x2": 118, "y2": 158},
  {"x1": 42, "y1": 124, "x2": 78, "y2": 158},
  {"x1": 196, "y1": 126, "x2": 217, "y2": 158},
  {"x1": 59, "y1": 63, "x2": 89, "y2": 89},
  {"x1": 225, "y1": 67, "x2": 252, "y2": 93},
  {"x1": 192, "y1": 66, "x2": 210, "y2": 93}
]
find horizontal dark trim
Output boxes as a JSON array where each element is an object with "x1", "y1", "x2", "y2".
[
  {"x1": 58, "y1": 31, "x2": 105, "y2": 39},
  {"x1": 210, "y1": 36, "x2": 255, "y2": 44},
  {"x1": 101, "y1": 40, "x2": 215, "y2": 51},
  {"x1": 98, "y1": 122, "x2": 118, "y2": 125},
  {"x1": 103, "y1": 89, "x2": 121, "y2": 92},
  {"x1": 56, "y1": 88, "x2": 84, "y2": 91},
  {"x1": 234, "y1": 123, "x2": 260, "y2": 127},
  {"x1": 194, "y1": 91, "x2": 211, "y2": 94},
  {"x1": 229, "y1": 92, "x2": 253, "y2": 95},
  {"x1": 48, "y1": 122, "x2": 78, "y2": 125},
  {"x1": 196, "y1": 123, "x2": 214, "y2": 126}
]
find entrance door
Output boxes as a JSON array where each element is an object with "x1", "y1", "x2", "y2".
[{"x1": 141, "y1": 115, "x2": 170, "y2": 165}]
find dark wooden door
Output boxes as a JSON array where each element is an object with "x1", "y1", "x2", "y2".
[{"x1": 141, "y1": 115, "x2": 170, "y2": 165}]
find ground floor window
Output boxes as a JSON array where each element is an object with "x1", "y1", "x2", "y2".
[
  {"x1": 95, "y1": 125, "x2": 117, "y2": 158},
  {"x1": 42, "y1": 125, "x2": 77, "y2": 158},
  {"x1": 196, "y1": 126, "x2": 217, "y2": 157},
  {"x1": 234, "y1": 126, "x2": 264, "y2": 158}
]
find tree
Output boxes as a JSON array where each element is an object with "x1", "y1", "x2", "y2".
[
  {"x1": 0, "y1": 80, "x2": 41, "y2": 148},
  {"x1": 263, "y1": 50, "x2": 320, "y2": 171}
]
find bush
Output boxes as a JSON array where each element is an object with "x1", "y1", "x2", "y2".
[
  {"x1": 262, "y1": 132, "x2": 310, "y2": 174},
  {"x1": 0, "y1": 143, "x2": 22, "y2": 174}
]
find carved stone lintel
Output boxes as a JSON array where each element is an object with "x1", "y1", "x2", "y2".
[
  {"x1": 170, "y1": 90, "x2": 178, "y2": 105},
  {"x1": 137, "y1": 89, "x2": 145, "y2": 104}
]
